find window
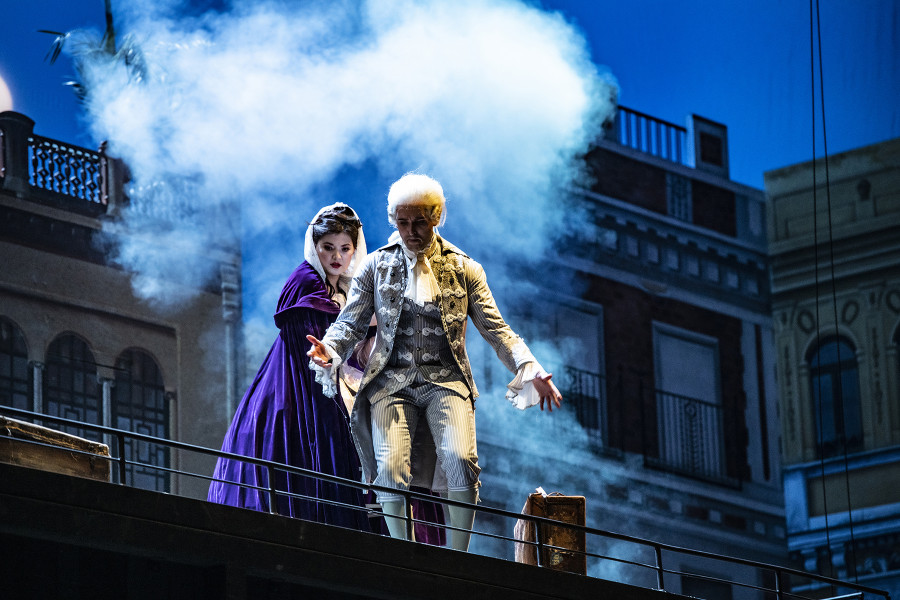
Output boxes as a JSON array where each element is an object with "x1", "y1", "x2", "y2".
[
  {"x1": 44, "y1": 334, "x2": 102, "y2": 441},
  {"x1": 699, "y1": 132, "x2": 724, "y2": 166},
  {"x1": 495, "y1": 302, "x2": 606, "y2": 446},
  {"x1": 0, "y1": 317, "x2": 30, "y2": 411},
  {"x1": 808, "y1": 337, "x2": 862, "y2": 458},
  {"x1": 40, "y1": 338, "x2": 171, "y2": 487},
  {"x1": 666, "y1": 172, "x2": 692, "y2": 222},
  {"x1": 653, "y1": 323, "x2": 724, "y2": 479},
  {"x1": 114, "y1": 349, "x2": 170, "y2": 491},
  {"x1": 554, "y1": 305, "x2": 605, "y2": 446}
]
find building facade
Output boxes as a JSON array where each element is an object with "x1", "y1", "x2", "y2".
[
  {"x1": 765, "y1": 137, "x2": 900, "y2": 598},
  {"x1": 0, "y1": 110, "x2": 241, "y2": 499},
  {"x1": 471, "y1": 107, "x2": 786, "y2": 598}
]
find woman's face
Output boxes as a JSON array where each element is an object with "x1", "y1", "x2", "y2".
[{"x1": 315, "y1": 232, "x2": 355, "y2": 281}]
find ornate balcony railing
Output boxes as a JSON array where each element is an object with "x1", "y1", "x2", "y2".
[
  {"x1": 613, "y1": 106, "x2": 688, "y2": 166},
  {"x1": 0, "y1": 112, "x2": 127, "y2": 215},
  {"x1": 647, "y1": 389, "x2": 737, "y2": 487},
  {"x1": 28, "y1": 134, "x2": 104, "y2": 204}
]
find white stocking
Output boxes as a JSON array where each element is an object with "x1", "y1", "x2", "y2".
[
  {"x1": 381, "y1": 500, "x2": 415, "y2": 541},
  {"x1": 446, "y1": 489, "x2": 477, "y2": 551}
]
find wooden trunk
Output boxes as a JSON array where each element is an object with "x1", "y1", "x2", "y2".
[
  {"x1": 514, "y1": 492, "x2": 587, "y2": 575},
  {"x1": 0, "y1": 415, "x2": 110, "y2": 482}
]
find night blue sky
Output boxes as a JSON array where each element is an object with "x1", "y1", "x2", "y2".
[{"x1": 2, "y1": 0, "x2": 897, "y2": 190}]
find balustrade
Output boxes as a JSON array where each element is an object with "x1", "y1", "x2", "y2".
[
  {"x1": 28, "y1": 135, "x2": 104, "y2": 203},
  {"x1": 614, "y1": 106, "x2": 688, "y2": 166},
  {"x1": 0, "y1": 111, "x2": 123, "y2": 212}
]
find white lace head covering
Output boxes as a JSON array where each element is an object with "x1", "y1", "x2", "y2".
[{"x1": 303, "y1": 202, "x2": 367, "y2": 293}]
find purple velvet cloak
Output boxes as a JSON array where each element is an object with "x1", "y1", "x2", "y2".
[{"x1": 207, "y1": 261, "x2": 372, "y2": 529}]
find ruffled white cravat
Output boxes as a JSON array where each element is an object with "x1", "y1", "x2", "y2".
[{"x1": 401, "y1": 238, "x2": 441, "y2": 306}]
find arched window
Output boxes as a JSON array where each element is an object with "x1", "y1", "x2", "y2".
[
  {"x1": 114, "y1": 349, "x2": 169, "y2": 492},
  {"x1": 0, "y1": 317, "x2": 30, "y2": 411},
  {"x1": 44, "y1": 334, "x2": 102, "y2": 441},
  {"x1": 808, "y1": 337, "x2": 863, "y2": 458}
]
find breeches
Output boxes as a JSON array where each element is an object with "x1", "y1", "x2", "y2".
[{"x1": 369, "y1": 378, "x2": 480, "y2": 502}]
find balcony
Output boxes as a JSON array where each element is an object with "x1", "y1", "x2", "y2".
[
  {"x1": 558, "y1": 366, "x2": 607, "y2": 449},
  {"x1": 611, "y1": 106, "x2": 689, "y2": 166},
  {"x1": 1, "y1": 111, "x2": 119, "y2": 214},
  {"x1": 607, "y1": 106, "x2": 732, "y2": 179},
  {"x1": 647, "y1": 389, "x2": 739, "y2": 488},
  {"x1": 558, "y1": 368, "x2": 741, "y2": 488}
]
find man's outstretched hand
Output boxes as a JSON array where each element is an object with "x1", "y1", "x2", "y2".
[
  {"x1": 533, "y1": 372, "x2": 562, "y2": 412},
  {"x1": 306, "y1": 335, "x2": 332, "y2": 368}
]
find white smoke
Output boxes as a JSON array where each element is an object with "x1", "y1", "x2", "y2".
[{"x1": 66, "y1": 0, "x2": 616, "y2": 317}]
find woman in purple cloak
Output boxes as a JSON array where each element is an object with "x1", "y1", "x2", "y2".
[
  {"x1": 208, "y1": 203, "x2": 444, "y2": 541},
  {"x1": 207, "y1": 202, "x2": 373, "y2": 529}
]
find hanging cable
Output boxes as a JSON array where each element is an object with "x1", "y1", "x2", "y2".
[
  {"x1": 813, "y1": 0, "x2": 859, "y2": 581},
  {"x1": 809, "y1": 0, "x2": 834, "y2": 582},
  {"x1": 810, "y1": 0, "x2": 858, "y2": 582}
]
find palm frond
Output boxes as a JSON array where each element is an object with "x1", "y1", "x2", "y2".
[{"x1": 38, "y1": 30, "x2": 69, "y2": 65}]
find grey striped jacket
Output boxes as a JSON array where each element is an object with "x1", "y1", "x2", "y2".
[{"x1": 323, "y1": 234, "x2": 536, "y2": 401}]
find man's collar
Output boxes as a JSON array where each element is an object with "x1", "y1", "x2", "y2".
[{"x1": 422, "y1": 235, "x2": 439, "y2": 259}]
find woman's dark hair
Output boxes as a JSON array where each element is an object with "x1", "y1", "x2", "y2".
[
  {"x1": 310, "y1": 204, "x2": 361, "y2": 247},
  {"x1": 310, "y1": 204, "x2": 362, "y2": 298}
]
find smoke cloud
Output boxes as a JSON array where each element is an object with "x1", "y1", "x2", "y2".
[{"x1": 67, "y1": 0, "x2": 616, "y2": 319}]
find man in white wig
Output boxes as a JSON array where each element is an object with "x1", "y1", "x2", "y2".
[{"x1": 308, "y1": 173, "x2": 562, "y2": 551}]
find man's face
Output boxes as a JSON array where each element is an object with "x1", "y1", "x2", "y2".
[{"x1": 395, "y1": 204, "x2": 436, "y2": 253}]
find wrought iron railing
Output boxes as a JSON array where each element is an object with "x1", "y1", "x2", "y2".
[
  {"x1": 647, "y1": 389, "x2": 738, "y2": 487},
  {"x1": 559, "y1": 366, "x2": 606, "y2": 448},
  {"x1": 28, "y1": 134, "x2": 104, "y2": 203},
  {"x1": 0, "y1": 406, "x2": 890, "y2": 600},
  {"x1": 614, "y1": 106, "x2": 688, "y2": 166}
]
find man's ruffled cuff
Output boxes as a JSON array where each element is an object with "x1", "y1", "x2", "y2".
[
  {"x1": 309, "y1": 343, "x2": 342, "y2": 398},
  {"x1": 505, "y1": 361, "x2": 547, "y2": 410}
]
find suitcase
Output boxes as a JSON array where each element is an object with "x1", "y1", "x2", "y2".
[
  {"x1": 514, "y1": 491, "x2": 587, "y2": 575},
  {"x1": 0, "y1": 415, "x2": 110, "y2": 482}
]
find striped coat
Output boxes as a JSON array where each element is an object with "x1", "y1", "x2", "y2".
[{"x1": 322, "y1": 234, "x2": 536, "y2": 487}]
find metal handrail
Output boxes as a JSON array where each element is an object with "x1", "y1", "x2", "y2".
[{"x1": 0, "y1": 406, "x2": 891, "y2": 600}]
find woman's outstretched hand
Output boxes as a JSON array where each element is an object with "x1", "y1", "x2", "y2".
[
  {"x1": 533, "y1": 372, "x2": 563, "y2": 412},
  {"x1": 306, "y1": 335, "x2": 332, "y2": 368}
]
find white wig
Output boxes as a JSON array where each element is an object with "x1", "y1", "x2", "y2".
[
  {"x1": 304, "y1": 202, "x2": 367, "y2": 290},
  {"x1": 386, "y1": 173, "x2": 447, "y2": 227}
]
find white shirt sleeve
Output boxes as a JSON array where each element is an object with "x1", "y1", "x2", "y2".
[
  {"x1": 309, "y1": 343, "x2": 342, "y2": 398},
  {"x1": 505, "y1": 361, "x2": 548, "y2": 410}
]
